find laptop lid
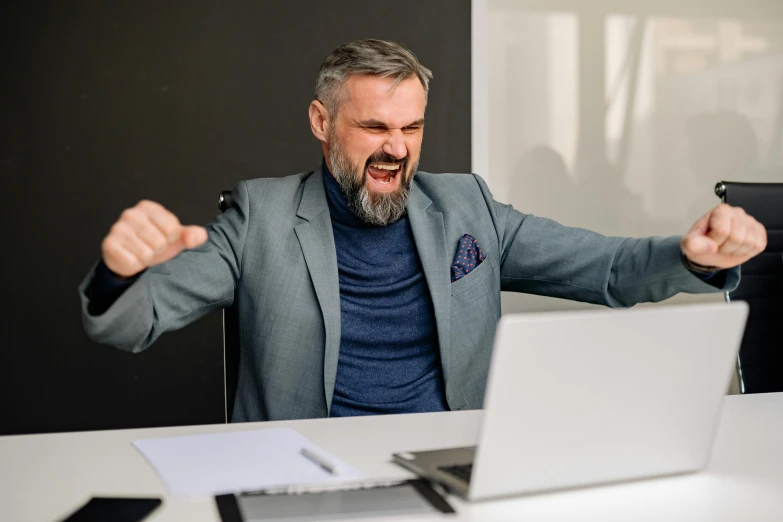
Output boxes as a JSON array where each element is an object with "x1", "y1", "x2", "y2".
[{"x1": 469, "y1": 302, "x2": 748, "y2": 500}]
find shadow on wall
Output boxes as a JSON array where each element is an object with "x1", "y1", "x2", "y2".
[
  {"x1": 511, "y1": 145, "x2": 584, "y2": 228},
  {"x1": 687, "y1": 110, "x2": 763, "y2": 217},
  {"x1": 510, "y1": 144, "x2": 655, "y2": 236}
]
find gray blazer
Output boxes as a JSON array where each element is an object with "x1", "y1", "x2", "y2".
[{"x1": 79, "y1": 170, "x2": 739, "y2": 422}]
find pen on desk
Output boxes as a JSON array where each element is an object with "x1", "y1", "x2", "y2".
[{"x1": 299, "y1": 447, "x2": 340, "y2": 475}]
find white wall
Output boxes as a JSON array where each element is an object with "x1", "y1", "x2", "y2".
[{"x1": 474, "y1": 0, "x2": 783, "y2": 314}]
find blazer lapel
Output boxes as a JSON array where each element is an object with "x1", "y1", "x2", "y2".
[
  {"x1": 294, "y1": 171, "x2": 341, "y2": 412},
  {"x1": 407, "y1": 181, "x2": 452, "y2": 388}
]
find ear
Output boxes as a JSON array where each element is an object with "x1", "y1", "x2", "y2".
[{"x1": 309, "y1": 100, "x2": 330, "y2": 143}]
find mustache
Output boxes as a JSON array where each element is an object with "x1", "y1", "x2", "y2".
[{"x1": 364, "y1": 151, "x2": 407, "y2": 171}]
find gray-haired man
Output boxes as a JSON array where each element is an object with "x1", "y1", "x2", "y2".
[{"x1": 80, "y1": 39, "x2": 766, "y2": 422}]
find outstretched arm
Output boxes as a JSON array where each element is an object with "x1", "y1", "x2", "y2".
[{"x1": 78, "y1": 181, "x2": 251, "y2": 352}]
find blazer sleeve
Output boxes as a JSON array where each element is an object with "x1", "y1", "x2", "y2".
[
  {"x1": 472, "y1": 174, "x2": 740, "y2": 308},
  {"x1": 77, "y1": 180, "x2": 251, "y2": 353}
]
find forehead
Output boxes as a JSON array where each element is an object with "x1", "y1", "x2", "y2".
[{"x1": 339, "y1": 74, "x2": 426, "y2": 127}]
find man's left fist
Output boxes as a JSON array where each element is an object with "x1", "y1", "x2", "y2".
[{"x1": 681, "y1": 203, "x2": 767, "y2": 270}]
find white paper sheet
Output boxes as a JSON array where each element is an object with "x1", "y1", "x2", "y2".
[{"x1": 133, "y1": 427, "x2": 365, "y2": 497}]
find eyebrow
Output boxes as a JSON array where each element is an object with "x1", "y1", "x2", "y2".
[{"x1": 358, "y1": 118, "x2": 425, "y2": 128}]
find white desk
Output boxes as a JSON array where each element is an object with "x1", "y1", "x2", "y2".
[{"x1": 2, "y1": 393, "x2": 782, "y2": 522}]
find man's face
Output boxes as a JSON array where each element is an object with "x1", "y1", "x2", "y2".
[{"x1": 324, "y1": 75, "x2": 426, "y2": 225}]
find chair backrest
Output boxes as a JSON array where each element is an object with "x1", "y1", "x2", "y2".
[
  {"x1": 219, "y1": 190, "x2": 240, "y2": 422},
  {"x1": 715, "y1": 181, "x2": 783, "y2": 393}
]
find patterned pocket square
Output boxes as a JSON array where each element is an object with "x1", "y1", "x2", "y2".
[{"x1": 451, "y1": 234, "x2": 487, "y2": 283}]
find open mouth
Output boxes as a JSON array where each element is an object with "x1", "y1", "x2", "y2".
[{"x1": 366, "y1": 162, "x2": 403, "y2": 185}]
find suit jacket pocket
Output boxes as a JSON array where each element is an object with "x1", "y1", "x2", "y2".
[{"x1": 450, "y1": 255, "x2": 493, "y2": 297}]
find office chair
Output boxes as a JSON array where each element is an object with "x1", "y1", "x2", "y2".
[
  {"x1": 218, "y1": 190, "x2": 239, "y2": 422},
  {"x1": 715, "y1": 181, "x2": 783, "y2": 394}
]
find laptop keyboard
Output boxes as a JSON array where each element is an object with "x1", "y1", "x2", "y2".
[{"x1": 438, "y1": 464, "x2": 473, "y2": 483}]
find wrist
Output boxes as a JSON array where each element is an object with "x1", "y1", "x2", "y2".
[
  {"x1": 681, "y1": 253, "x2": 719, "y2": 274},
  {"x1": 98, "y1": 259, "x2": 142, "y2": 283}
]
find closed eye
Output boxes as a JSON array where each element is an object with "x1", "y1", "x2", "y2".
[{"x1": 358, "y1": 119, "x2": 425, "y2": 132}]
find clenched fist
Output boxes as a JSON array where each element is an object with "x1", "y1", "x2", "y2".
[
  {"x1": 102, "y1": 200, "x2": 208, "y2": 278},
  {"x1": 681, "y1": 203, "x2": 767, "y2": 270}
]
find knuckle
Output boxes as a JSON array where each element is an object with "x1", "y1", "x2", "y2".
[
  {"x1": 164, "y1": 210, "x2": 181, "y2": 227},
  {"x1": 102, "y1": 235, "x2": 118, "y2": 253},
  {"x1": 161, "y1": 215, "x2": 180, "y2": 231},
  {"x1": 103, "y1": 240, "x2": 128, "y2": 265},
  {"x1": 715, "y1": 205, "x2": 734, "y2": 220},
  {"x1": 138, "y1": 244, "x2": 155, "y2": 262},
  {"x1": 138, "y1": 200, "x2": 163, "y2": 217},
  {"x1": 121, "y1": 208, "x2": 140, "y2": 221},
  {"x1": 713, "y1": 222, "x2": 730, "y2": 237},
  {"x1": 110, "y1": 221, "x2": 128, "y2": 236},
  {"x1": 727, "y1": 204, "x2": 742, "y2": 215}
]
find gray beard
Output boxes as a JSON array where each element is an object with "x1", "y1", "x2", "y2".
[{"x1": 328, "y1": 138, "x2": 417, "y2": 227}]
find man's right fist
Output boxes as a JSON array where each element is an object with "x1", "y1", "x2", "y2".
[{"x1": 101, "y1": 200, "x2": 208, "y2": 278}]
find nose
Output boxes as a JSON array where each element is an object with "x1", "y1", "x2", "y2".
[{"x1": 382, "y1": 129, "x2": 407, "y2": 160}]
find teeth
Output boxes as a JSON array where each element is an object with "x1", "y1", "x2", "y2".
[{"x1": 370, "y1": 163, "x2": 400, "y2": 170}]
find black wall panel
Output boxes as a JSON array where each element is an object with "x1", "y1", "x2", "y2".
[{"x1": 0, "y1": 0, "x2": 471, "y2": 435}]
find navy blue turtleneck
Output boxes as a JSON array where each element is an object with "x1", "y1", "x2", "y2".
[{"x1": 322, "y1": 165, "x2": 448, "y2": 417}]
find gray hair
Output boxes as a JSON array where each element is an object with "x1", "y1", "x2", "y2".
[{"x1": 315, "y1": 39, "x2": 433, "y2": 117}]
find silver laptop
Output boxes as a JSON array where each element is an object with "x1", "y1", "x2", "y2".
[{"x1": 393, "y1": 302, "x2": 749, "y2": 501}]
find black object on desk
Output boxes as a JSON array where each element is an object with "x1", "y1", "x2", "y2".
[
  {"x1": 58, "y1": 497, "x2": 162, "y2": 522},
  {"x1": 215, "y1": 479, "x2": 455, "y2": 521}
]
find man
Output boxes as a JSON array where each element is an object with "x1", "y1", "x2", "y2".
[{"x1": 80, "y1": 39, "x2": 766, "y2": 422}]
